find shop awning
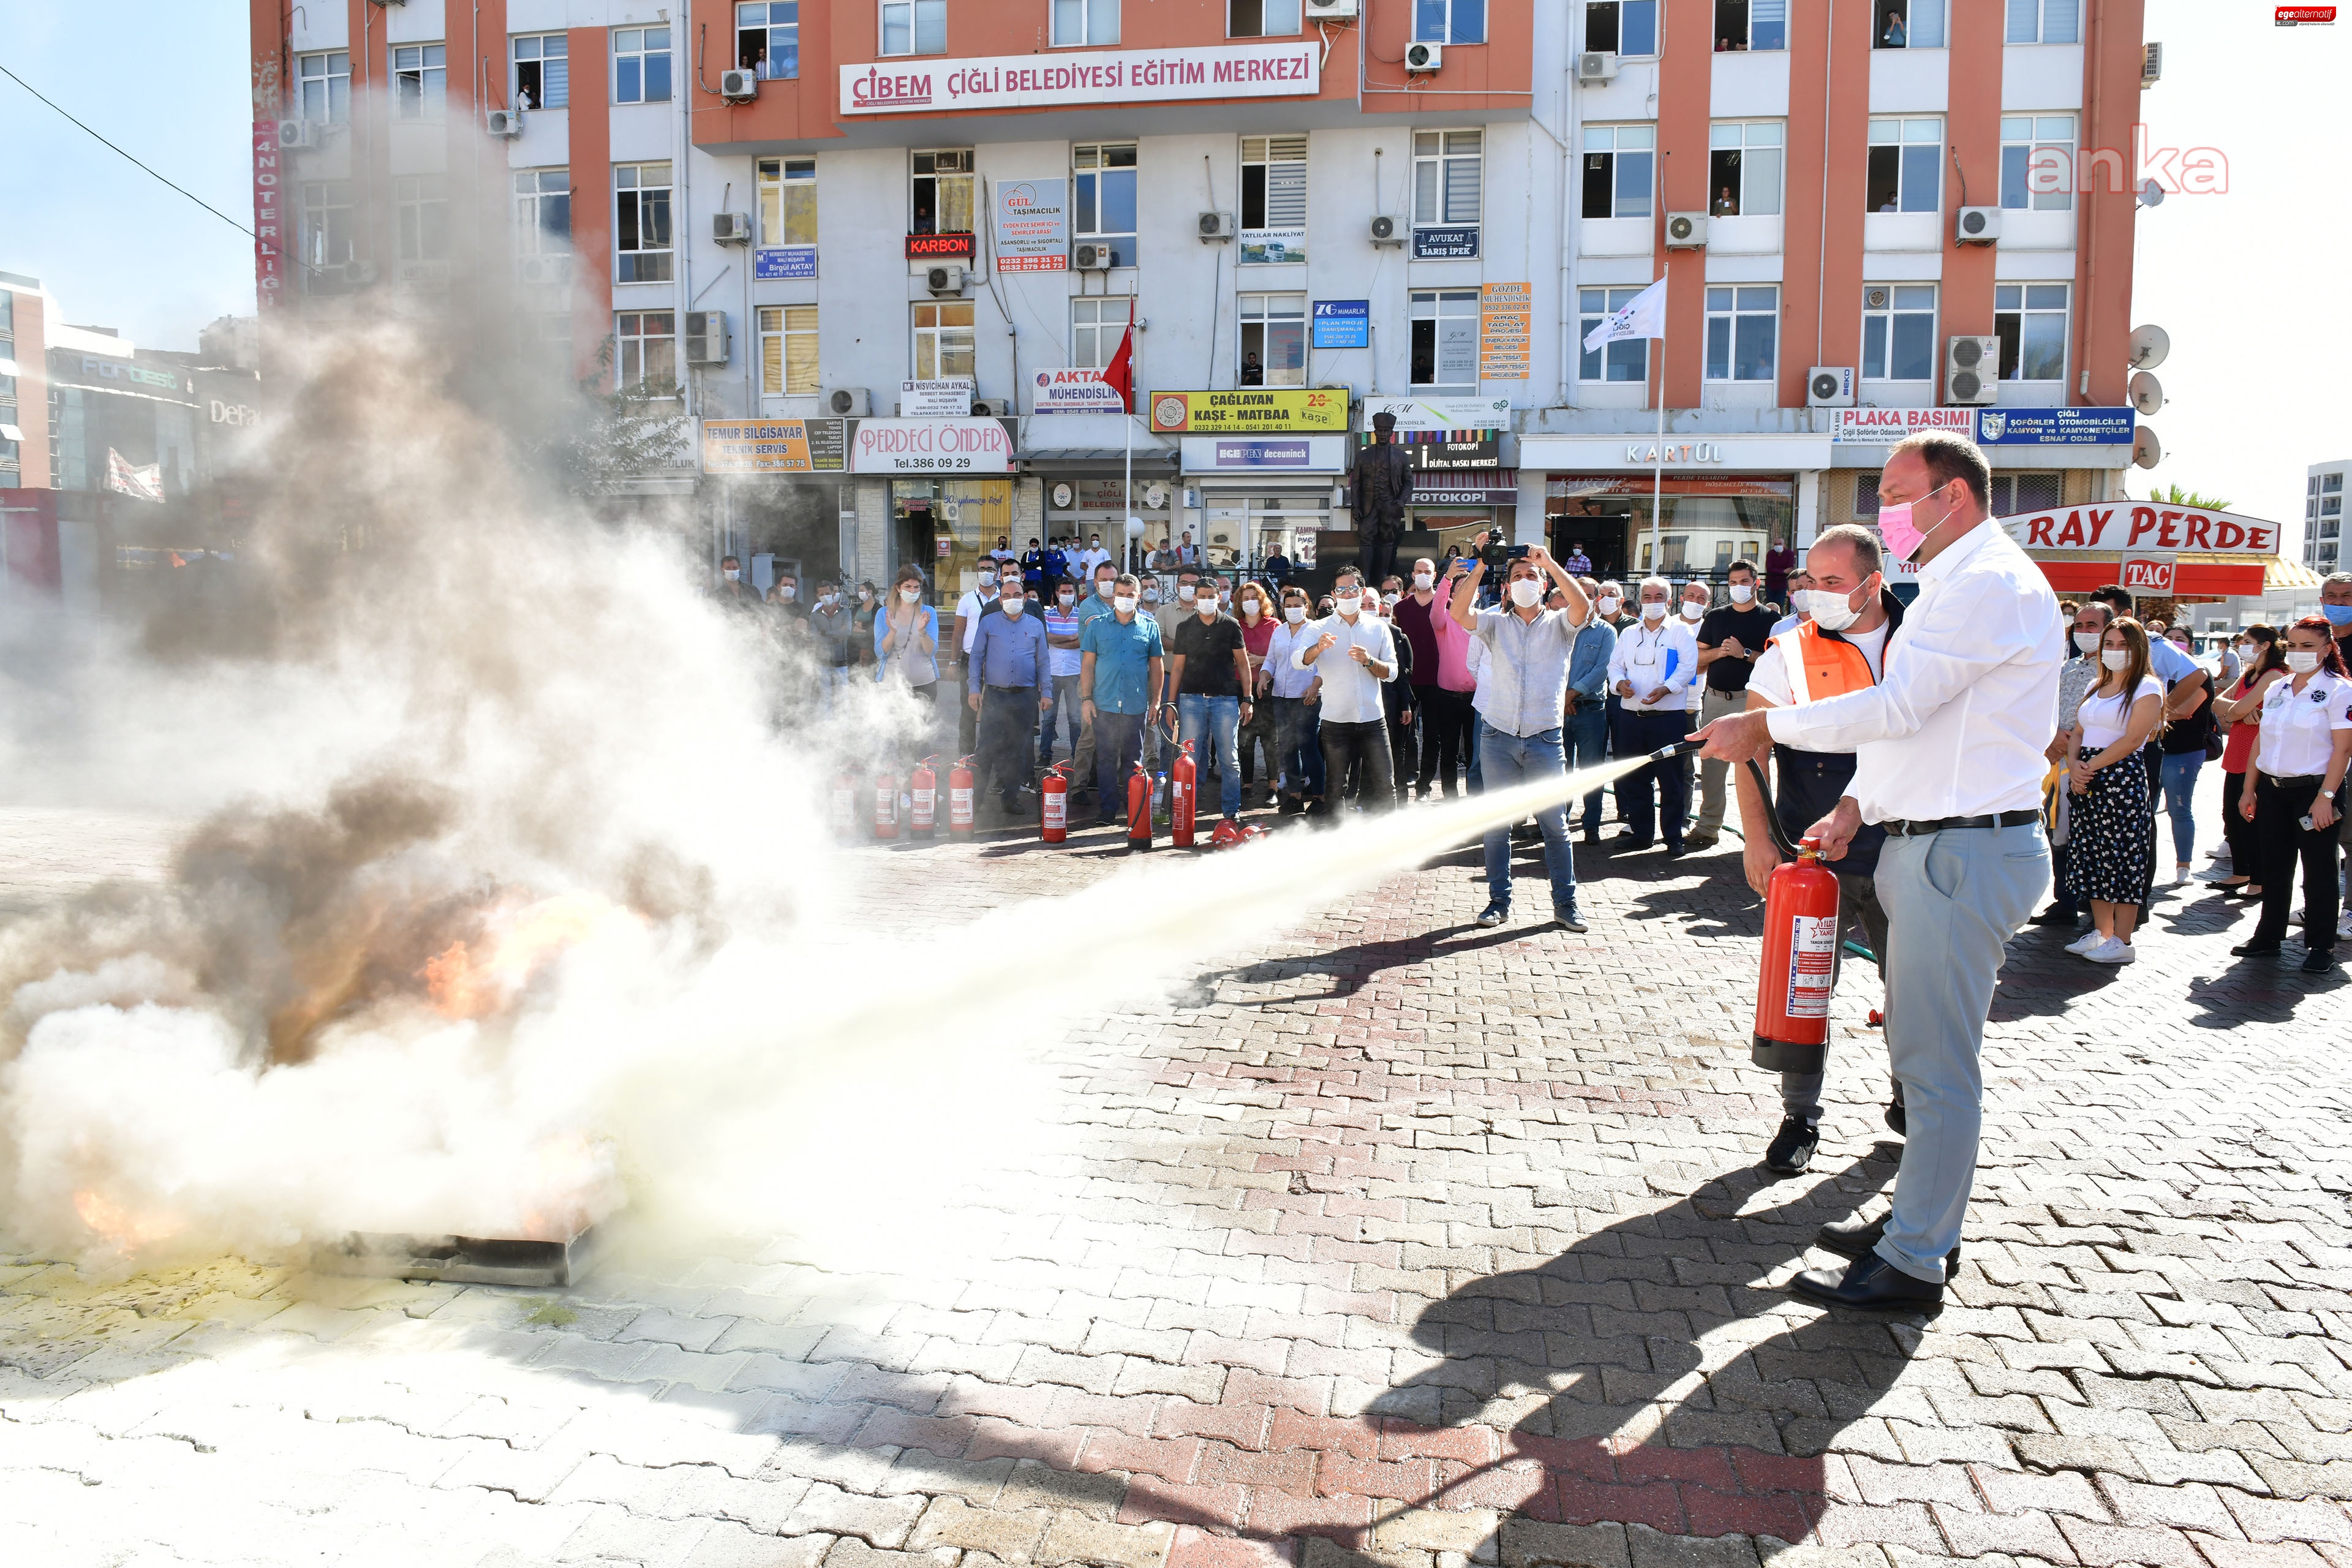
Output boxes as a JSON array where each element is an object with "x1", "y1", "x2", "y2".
[{"x1": 2029, "y1": 552, "x2": 2280, "y2": 598}]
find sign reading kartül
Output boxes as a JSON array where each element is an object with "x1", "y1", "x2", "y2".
[
  {"x1": 2000, "y1": 503, "x2": 2282, "y2": 556},
  {"x1": 1148, "y1": 388, "x2": 1346, "y2": 434},
  {"x1": 993, "y1": 179, "x2": 1069, "y2": 271},
  {"x1": 850, "y1": 417, "x2": 1016, "y2": 473},
  {"x1": 1479, "y1": 282, "x2": 1532, "y2": 380},
  {"x1": 843, "y1": 43, "x2": 1317, "y2": 115},
  {"x1": 702, "y1": 418, "x2": 847, "y2": 473},
  {"x1": 1033, "y1": 368, "x2": 1126, "y2": 412},
  {"x1": 1828, "y1": 407, "x2": 1975, "y2": 442},
  {"x1": 901, "y1": 379, "x2": 974, "y2": 418}
]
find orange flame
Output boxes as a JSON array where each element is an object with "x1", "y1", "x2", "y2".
[
  {"x1": 422, "y1": 892, "x2": 628, "y2": 1018},
  {"x1": 74, "y1": 1189, "x2": 181, "y2": 1247}
]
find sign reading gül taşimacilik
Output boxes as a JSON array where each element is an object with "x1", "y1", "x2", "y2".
[{"x1": 842, "y1": 43, "x2": 1319, "y2": 115}]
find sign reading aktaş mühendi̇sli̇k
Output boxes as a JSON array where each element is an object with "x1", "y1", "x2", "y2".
[
  {"x1": 1310, "y1": 300, "x2": 1370, "y2": 349},
  {"x1": 994, "y1": 179, "x2": 1069, "y2": 271},
  {"x1": 1033, "y1": 368, "x2": 1126, "y2": 412}
]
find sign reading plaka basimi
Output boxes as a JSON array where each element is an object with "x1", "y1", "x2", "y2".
[{"x1": 843, "y1": 42, "x2": 1318, "y2": 115}]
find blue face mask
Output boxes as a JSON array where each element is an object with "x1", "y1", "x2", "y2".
[{"x1": 2324, "y1": 605, "x2": 2352, "y2": 628}]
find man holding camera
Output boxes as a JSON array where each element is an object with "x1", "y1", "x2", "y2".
[{"x1": 1449, "y1": 535, "x2": 1594, "y2": 930}]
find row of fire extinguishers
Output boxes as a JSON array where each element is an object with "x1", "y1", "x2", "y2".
[
  {"x1": 831, "y1": 756, "x2": 977, "y2": 842},
  {"x1": 832, "y1": 742, "x2": 1266, "y2": 854}
]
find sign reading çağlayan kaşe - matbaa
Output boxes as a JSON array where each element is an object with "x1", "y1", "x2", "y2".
[{"x1": 842, "y1": 42, "x2": 1319, "y2": 115}]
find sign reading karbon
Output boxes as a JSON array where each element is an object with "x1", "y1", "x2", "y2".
[{"x1": 843, "y1": 42, "x2": 1319, "y2": 115}]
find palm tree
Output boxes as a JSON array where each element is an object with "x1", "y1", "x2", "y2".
[{"x1": 2152, "y1": 481, "x2": 2231, "y2": 511}]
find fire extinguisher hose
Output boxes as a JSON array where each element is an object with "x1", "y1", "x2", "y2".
[{"x1": 1646, "y1": 739, "x2": 1799, "y2": 858}]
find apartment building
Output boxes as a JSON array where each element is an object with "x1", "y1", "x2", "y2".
[{"x1": 244, "y1": 0, "x2": 2161, "y2": 604}]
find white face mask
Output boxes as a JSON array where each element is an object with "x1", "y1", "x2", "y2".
[
  {"x1": 1412, "y1": 572, "x2": 1434, "y2": 590},
  {"x1": 1641, "y1": 599, "x2": 1668, "y2": 621},
  {"x1": 1382, "y1": 592, "x2": 1400, "y2": 607},
  {"x1": 779, "y1": 585, "x2": 797, "y2": 601},
  {"x1": 1114, "y1": 595, "x2": 1137, "y2": 614},
  {"x1": 1335, "y1": 595, "x2": 1360, "y2": 617},
  {"x1": 723, "y1": 568, "x2": 740, "y2": 581},
  {"x1": 2100, "y1": 648, "x2": 2130, "y2": 670},
  {"x1": 820, "y1": 593, "x2": 837, "y2": 607},
  {"x1": 2285, "y1": 650, "x2": 2323, "y2": 674},
  {"x1": 2235, "y1": 643, "x2": 2255, "y2": 661},
  {"x1": 1199, "y1": 598, "x2": 1220, "y2": 618},
  {"x1": 1509, "y1": 578, "x2": 1544, "y2": 608},
  {"x1": 1001, "y1": 595, "x2": 1025, "y2": 615},
  {"x1": 1058, "y1": 591, "x2": 1075, "y2": 605},
  {"x1": 859, "y1": 589, "x2": 873, "y2": 601},
  {"x1": 900, "y1": 587, "x2": 921, "y2": 603},
  {"x1": 1284, "y1": 605, "x2": 1306, "y2": 624},
  {"x1": 1679, "y1": 599, "x2": 1706, "y2": 621},
  {"x1": 1178, "y1": 585, "x2": 1197, "y2": 602},
  {"x1": 2074, "y1": 630, "x2": 2103, "y2": 654},
  {"x1": 1098, "y1": 578, "x2": 1117, "y2": 598},
  {"x1": 1241, "y1": 599, "x2": 1261, "y2": 619},
  {"x1": 1144, "y1": 589, "x2": 1159, "y2": 603},
  {"x1": 1728, "y1": 584, "x2": 1754, "y2": 605},
  {"x1": 1597, "y1": 595, "x2": 1623, "y2": 617},
  {"x1": 1799, "y1": 587, "x2": 1865, "y2": 633}
]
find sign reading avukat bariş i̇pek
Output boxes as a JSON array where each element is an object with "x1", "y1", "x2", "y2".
[{"x1": 842, "y1": 43, "x2": 1318, "y2": 115}]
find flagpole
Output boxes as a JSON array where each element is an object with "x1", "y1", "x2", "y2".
[{"x1": 1649, "y1": 324, "x2": 1665, "y2": 577}]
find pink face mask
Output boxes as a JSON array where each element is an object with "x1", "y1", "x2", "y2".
[{"x1": 1876, "y1": 483, "x2": 1951, "y2": 563}]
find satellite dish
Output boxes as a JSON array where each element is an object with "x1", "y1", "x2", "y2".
[
  {"x1": 2127, "y1": 323, "x2": 2170, "y2": 371},
  {"x1": 2128, "y1": 371, "x2": 2165, "y2": 417},
  {"x1": 2133, "y1": 426, "x2": 2163, "y2": 470},
  {"x1": 2138, "y1": 178, "x2": 2165, "y2": 208}
]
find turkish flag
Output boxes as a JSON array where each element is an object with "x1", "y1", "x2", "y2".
[{"x1": 1101, "y1": 300, "x2": 1135, "y2": 413}]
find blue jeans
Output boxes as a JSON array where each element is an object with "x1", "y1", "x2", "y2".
[
  {"x1": 1039, "y1": 673, "x2": 1082, "y2": 767},
  {"x1": 1178, "y1": 693, "x2": 1243, "y2": 820},
  {"x1": 2159, "y1": 751, "x2": 2204, "y2": 865},
  {"x1": 1478, "y1": 721, "x2": 1577, "y2": 913},
  {"x1": 1565, "y1": 704, "x2": 1610, "y2": 834},
  {"x1": 1271, "y1": 696, "x2": 1324, "y2": 799}
]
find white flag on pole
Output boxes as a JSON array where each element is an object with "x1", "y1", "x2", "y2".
[{"x1": 1580, "y1": 277, "x2": 1668, "y2": 355}]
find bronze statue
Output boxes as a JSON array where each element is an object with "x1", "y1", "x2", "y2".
[{"x1": 1351, "y1": 410, "x2": 1413, "y2": 589}]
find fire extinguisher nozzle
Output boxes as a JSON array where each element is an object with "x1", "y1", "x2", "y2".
[{"x1": 1651, "y1": 738, "x2": 1705, "y2": 763}]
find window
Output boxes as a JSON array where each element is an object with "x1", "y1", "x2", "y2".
[
  {"x1": 1415, "y1": 0, "x2": 1485, "y2": 45},
  {"x1": 881, "y1": 0, "x2": 948, "y2": 55},
  {"x1": 1580, "y1": 126, "x2": 1654, "y2": 219},
  {"x1": 1872, "y1": 0, "x2": 1944, "y2": 48},
  {"x1": 1053, "y1": 0, "x2": 1118, "y2": 46},
  {"x1": 1707, "y1": 123, "x2": 1782, "y2": 216},
  {"x1": 0, "y1": 290, "x2": 11, "y2": 345},
  {"x1": 297, "y1": 51, "x2": 350, "y2": 123},
  {"x1": 0, "y1": 371, "x2": 15, "y2": 421},
  {"x1": 513, "y1": 170, "x2": 571, "y2": 254},
  {"x1": 1230, "y1": 0, "x2": 1302, "y2": 37},
  {"x1": 1714, "y1": 0, "x2": 1785, "y2": 50},
  {"x1": 393, "y1": 45, "x2": 447, "y2": 119},
  {"x1": 2006, "y1": 0, "x2": 2079, "y2": 44},
  {"x1": 614, "y1": 28, "x2": 673, "y2": 102},
  {"x1": 1585, "y1": 0, "x2": 1658, "y2": 55},
  {"x1": 1994, "y1": 283, "x2": 2068, "y2": 382},
  {"x1": 1413, "y1": 130, "x2": 1482, "y2": 229},
  {"x1": 1073, "y1": 144, "x2": 1137, "y2": 266},
  {"x1": 396, "y1": 175, "x2": 448, "y2": 262},
  {"x1": 1704, "y1": 285, "x2": 1777, "y2": 381},
  {"x1": 2327, "y1": 498, "x2": 2344, "y2": 518},
  {"x1": 1861, "y1": 284, "x2": 1936, "y2": 381},
  {"x1": 298, "y1": 181, "x2": 355, "y2": 270},
  {"x1": 1577, "y1": 288, "x2": 1648, "y2": 383},
  {"x1": 0, "y1": 437, "x2": 15, "y2": 483},
  {"x1": 738, "y1": 4, "x2": 801, "y2": 78},
  {"x1": 758, "y1": 157, "x2": 817, "y2": 246},
  {"x1": 911, "y1": 150, "x2": 974, "y2": 234},
  {"x1": 1071, "y1": 298, "x2": 1134, "y2": 370},
  {"x1": 1409, "y1": 290, "x2": 1479, "y2": 388},
  {"x1": 1985, "y1": 473, "x2": 2062, "y2": 517},
  {"x1": 2327, "y1": 474, "x2": 2346, "y2": 494},
  {"x1": 760, "y1": 306, "x2": 820, "y2": 394},
  {"x1": 1866, "y1": 118, "x2": 1942, "y2": 213},
  {"x1": 2000, "y1": 115, "x2": 2076, "y2": 210},
  {"x1": 615, "y1": 162, "x2": 674, "y2": 282},
  {"x1": 913, "y1": 302, "x2": 976, "y2": 380},
  {"x1": 513, "y1": 34, "x2": 568, "y2": 108},
  {"x1": 1240, "y1": 135, "x2": 1307, "y2": 242},
  {"x1": 616, "y1": 311, "x2": 677, "y2": 393},
  {"x1": 1238, "y1": 294, "x2": 1307, "y2": 387}
]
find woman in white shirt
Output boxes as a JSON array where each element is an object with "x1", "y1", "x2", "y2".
[
  {"x1": 2061, "y1": 618, "x2": 2166, "y2": 964},
  {"x1": 2233, "y1": 615, "x2": 2352, "y2": 973}
]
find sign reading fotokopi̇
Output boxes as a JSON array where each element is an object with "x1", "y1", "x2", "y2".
[{"x1": 1148, "y1": 389, "x2": 1347, "y2": 434}]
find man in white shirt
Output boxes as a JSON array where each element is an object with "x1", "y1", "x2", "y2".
[
  {"x1": 1605, "y1": 576, "x2": 1702, "y2": 853},
  {"x1": 1294, "y1": 567, "x2": 1398, "y2": 813},
  {"x1": 954, "y1": 562, "x2": 1017, "y2": 755},
  {"x1": 1698, "y1": 432, "x2": 2060, "y2": 1311}
]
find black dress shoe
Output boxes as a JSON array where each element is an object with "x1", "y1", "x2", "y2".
[
  {"x1": 2232, "y1": 939, "x2": 2283, "y2": 957},
  {"x1": 1763, "y1": 1116, "x2": 1820, "y2": 1176},
  {"x1": 2027, "y1": 907, "x2": 2080, "y2": 926},
  {"x1": 1883, "y1": 1099, "x2": 1907, "y2": 1137},
  {"x1": 2303, "y1": 948, "x2": 2337, "y2": 973},
  {"x1": 1817, "y1": 1215, "x2": 1961, "y2": 1272},
  {"x1": 1789, "y1": 1253, "x2": 1944, "y2": 1311}
]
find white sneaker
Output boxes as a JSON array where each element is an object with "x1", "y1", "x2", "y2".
[
  {"x1": 2338, "y1": 910, "x2": 2352, "y2": 939},
  {"x1": 2064, "y1": 930, "x2": 2106, "y2": 955},
  {"x1": 2084, "y1": 937, "x2": 2138, "y2": 965}
]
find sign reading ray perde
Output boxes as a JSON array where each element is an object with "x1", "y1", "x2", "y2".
[{"x1": 1147, "y1": 389, "x2": 1347, "y2": 434}]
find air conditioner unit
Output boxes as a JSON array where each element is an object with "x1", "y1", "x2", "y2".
[
  {"x1": 1945, "y1": 335, "x2": 1999, "y2": 405},
  {"x1": 925, "y1": 265, "x2": 967, "y2": 296},
  {"x1": 685, "y1": 311, "x2": 730, "y2": 366},
  {"x1": 1577, "y1": 51, "x2": 1619, "y2": 83},
  {"x1": 970, "y1": 398, "x2": 1001, "y2": 418},
  {"x1": 1954, "y1": 206, "x2": 2001, "y2": 246},
  {"x1": 1807, "y1": 367, "x2": 1855, "y2": 409},
  {"x1": 1305, "y1": 0, "x2": 1360, "y2": 17},
  {"x1": 2141, "y1": 41, "x2": 2162, "y2": 86},
  {"x1": 1404, "y1": 40, "x2": 1442, "y2": 72},
  {"x1": 484, "y1": 107, "x2": 524, "y2": 137},
  {"x1": 1072, "y1": 243, "x2": 1113, "y2": 271},
  {"x1": 516, "y1": 254, "x2": 572, "y2": 286},
  {"x1": 1664, "y1": 211, "x2": 1707, "y2": 248},
  {"x1": 1197, "y1": 211, "x2": 1235, "y2": 241},
  {"x1": 826, "y1": 386, "x2": 872, "y2": 417},
  {"x1": 339, "y1": 260, "x2": 377, "y2": 286},
  {"x1": 1369, "y1": 214, "x2": 1403, "y2": 247},
  {"x1": 276, "y1": 118, "x2": 323, "y2": 150},
  {"x1": 720, "y1": 69, "x2": 758, "y2": 101},
  {"x1": 712, "y1": 211, "x2": 753, "y2": 245}
]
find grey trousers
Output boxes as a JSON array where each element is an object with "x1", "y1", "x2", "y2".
[
  {"x1": 1872, "y1": 821, "x2": 2049, "y2": 1283},
  {"x1": 1781, "y1": 871, "x2": 1893, "y2": 1117},
  {"x1": 1694, "y1": 687, "x2": 1746, "y2": 832}
]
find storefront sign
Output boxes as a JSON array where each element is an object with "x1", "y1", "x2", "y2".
[
  {"x1": 905, "y1": 232, "x2": 974, "y2": 259},
  {"x1": 1827, "y1": 407, "x2": 1975, "y2": 442},
  {"x1": 1625, "y1": 441, "x2": 1728, "y2": 463},
  {"x1": 1398, "y1": 436, "x2": 1502, "y2": 469},
  {"x1": 1310, "y1": 300, "x2": 1369, "y2": 349},
  {"x1": 1479, "y1": 282, "x2": 1532, "y2": 382},
  {"x1": 1412, "y1": 225, "x2": 1479, "y2": 260},
  {"x1": 850, "y1": 417, "x2": 1015, "y2": 473},
  {"x1": 1180, "y1": 435, "x2": 1348, "y2": 472},
  {"x1": 1241, "y1": 228, "x2": 1305, "y2": 265},
  {"x1": 2119, "y1": 552, "x2": 2177, "y2": 595},
  {"x1": 1150, "y1": 388, "x2": 1345, "y2": 433},
  {"x1": 2000, "y1": 503, "x2": 2282, "y2": 555},
  {"x1": 702, "y1": 418, "x2": 848, "y2": 474},
  {"x1": 1552, "y1": 475, "x2": 1793, "y2": 497},
  {"x1": 993, "y1": 179, "x2": 1069, "y2": 271},
  {"x1": 1411, "y1": 471, "x2": 1518, "y2": 505},
  {"x1": 1363, "y1": 394, "x2": 1513, "y2": 431},
  {"x1": 1975, "y1": 407, "x2": 2135, "y2": 446},
  {"x1": 842, "y1": 42, "x2": 1319, "y2": 115},
  {"x1": 901, "y1": 379, "x2": 974, "y2": 418},
  {"x1": 1032, "y1": 367, "x2": 1126, "y2": 412},
  {"x1": 756, "y1": 246, "x2": 817, "y2": 279},
  {"x1": 251, "y1": 119, "x2": 285, "y2": 311}
]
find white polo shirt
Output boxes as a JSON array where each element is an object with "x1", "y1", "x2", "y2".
[{"x1": 2255, "y1": 669, "x2": 2352, "y2": 779}]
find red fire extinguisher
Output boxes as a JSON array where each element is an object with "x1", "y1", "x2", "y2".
[
  {"x1": 908, "y1": 756, "x2": 938, "y2": 838},
  {"x1": 1752, "y1": 835, "x2": 1841, "y2": 1074},
  {"x1": 1126, "y1": 759, "x2": 1156, "y2": 853},
  {"x1": 873, "y1": 764, "x2": 900, "y2": 840},
  {"x1": 831, "y1": 767, "x2": 859, "y2": 841},
  {"x1": 1041, "y1": 762, "x2": 1071, "y2": 843},
  {"x1": 947, "y1": 755, "x2": 976, "y2": 839},
  {"x1": 1170, "y1": 741, "x2": 1199, "y2": 848}
]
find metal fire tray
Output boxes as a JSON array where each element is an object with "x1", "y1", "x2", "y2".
[{"x1": 312, "y1": 1227, "x2": 597, "y2": 1287}]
